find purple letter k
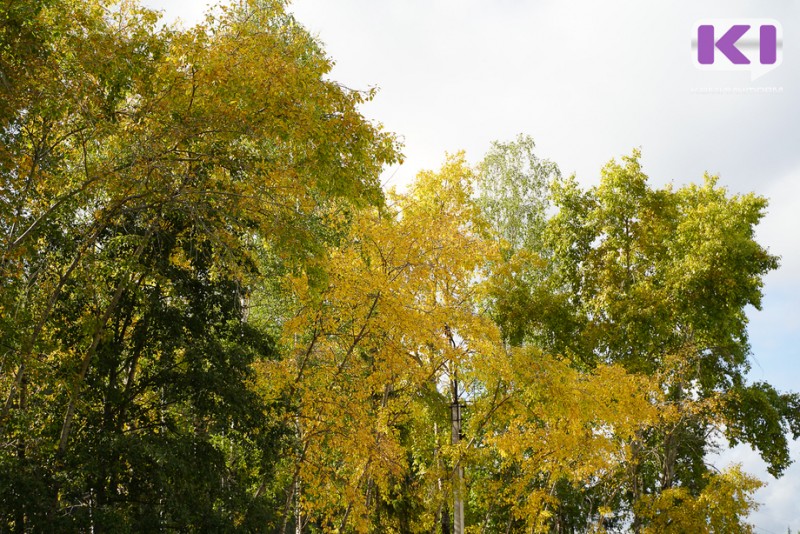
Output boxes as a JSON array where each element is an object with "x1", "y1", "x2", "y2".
[{"x1": 698, "y1": 25, "x2": 751, "y2": 65}]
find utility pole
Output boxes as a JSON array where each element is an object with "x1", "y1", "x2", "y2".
[{"x1": 446, "y1": 324, "x2": 464, "y2": 534}]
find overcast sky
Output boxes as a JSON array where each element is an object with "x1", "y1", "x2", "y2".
[{"x1": 144, "y1": 1, "x2": 800, "y2": 530}]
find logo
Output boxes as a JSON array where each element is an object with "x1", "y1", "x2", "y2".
[{"x1": 692, "y1": 19, "x2": 782, "y2": 80}]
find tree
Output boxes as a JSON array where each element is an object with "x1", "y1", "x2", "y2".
[
  {"x1": 3, "y1": 2, "x2": 791, "y2": 529},
  {"x1": 263, "y1": 154, "x2": 494, "y2": 532},
  {"x1": 476, "y1": 134, "x2": 559, "y2": 254},
  {"x1": 480, "y1": 140, "x2": 796, "y2": 531},
  {"x1": 266, "y1": 154, "x2": 666, "y2": 533},
  {"x1": 0, "y1": 0, "x2": 398, "y2": 530}
]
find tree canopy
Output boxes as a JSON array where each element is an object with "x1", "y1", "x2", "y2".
[{"x1": 1, "y1": 2, "x2": 795, "y2": 533}]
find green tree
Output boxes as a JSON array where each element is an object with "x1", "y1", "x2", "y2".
[
  {"x1": 476, "y1": 134, "x2": 560, "y2": 254},
  {"x1": 0, "y1": 0, "x2": 398, "y2": 530},
  {"x1": 480, "y1": 141, "x2": 797, "y2": 532}
]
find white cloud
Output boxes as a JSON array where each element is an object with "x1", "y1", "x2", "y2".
[
  {"x1": 758, "y1": 166, "x2": 800, "y2": 289},
  {"x1": 710, "y1": 439, "x2": 800, "y2": 533}
]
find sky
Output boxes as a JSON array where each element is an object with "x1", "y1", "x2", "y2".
[{"x1": 144, "y1": 1, "x2": 799, "y2": 531}]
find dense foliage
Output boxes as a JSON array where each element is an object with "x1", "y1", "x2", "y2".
[{"x1": 1, "y1": 1, "x2": 796, "y2": 532}]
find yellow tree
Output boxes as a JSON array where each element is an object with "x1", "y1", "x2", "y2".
[
  {"x1": 264, "y1": 154, "x2": 668, "y2": 533},
  {"x1": 259, "y1": 154, "x2": 492, "y2": 532}
]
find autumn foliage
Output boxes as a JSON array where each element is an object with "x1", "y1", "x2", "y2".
[{"x1": 1, "y1": 1, "x2": 797, "y2": 532}]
